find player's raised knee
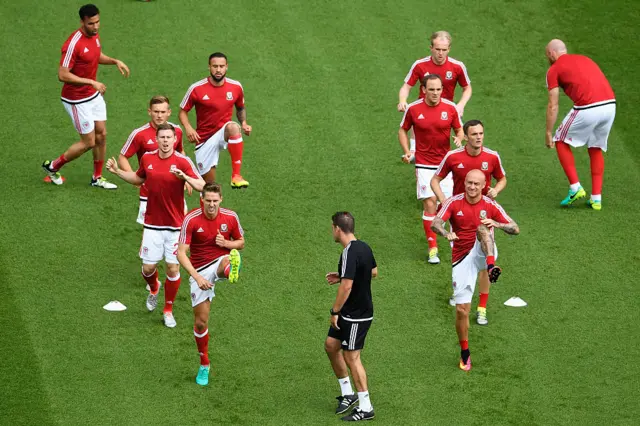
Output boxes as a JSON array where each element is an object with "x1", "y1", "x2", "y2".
[
  {"x1": 476, "y1": 224, "x2": 490, "y2": 240},
  {"x1": 226, "y1": 122, "x2": 241, "y2": 137}
]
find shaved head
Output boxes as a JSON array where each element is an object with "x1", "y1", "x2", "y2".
[
  {"x1": 546, "y1": 39, "x2": 567, "y2": 64},
  {"x1": 464, "y1": 169, "x2": 485, "y2": 202},
  {"x1": 466, "y1": 169, "x2": 486, "y2": 185}
]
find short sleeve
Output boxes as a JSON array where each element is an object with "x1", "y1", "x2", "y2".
[
  {"x1": 435, "y1": 156, "x2": 452, "y2": 179},
  {"x1": 179, "y1": 87, "x2": 195, "y2": 112},
  {"x1": 179, "y1": 214, "x2": 194, "y2": 245},
  {"x1": 404, "y1": 61, "x2": 420, "y2": 86},
  {"x1": 235, "y1": 86, "x2": 245, "y2": 109},
  {"x1": 121, "y1": 131, "x2": 140, "y2": 157},
  {"x1": 546, "y1": 65, "x2": 559, "y2": 91},
  {"x1": 230, "y1": 215, "x2": 244, "y2": 239},
  {"x1": 60, "y1": 41, "x2": 77, "y2": 69},
  {"x1": 135, "y1": 157, "x2": 147, "y2": 179},
  {"x1": 492, "y1": 155, "x2": 506, "y2": 179},
  {"x1": 451, "y1": 107, "x2": 462, "y2": 129},
  {"x1": 340, "y1": 246, "x2": 357, "y2": 280},
  {"x1": 371, "y1": 252, "x2": 377, "y2": 269},
  {"x1": 456, "y1": 63, "x2": 470, "y2": 87},
  {"x1": 489, "y1": 201, "x2": 512, "y2": 223},
  {"x1": 175, "y1": 127, "x2": 184, "y2": 153},
  {"x1": 437, "y1": 199, "x2": 454, "y2": 222},
  {"x1": 181, "y1": 157, "x2": 200, "y2": 179},
  {"x1": 400, "y1": 108, "x2": 413, "y2": 130}
]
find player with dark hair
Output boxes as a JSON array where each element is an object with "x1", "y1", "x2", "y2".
[
  {"x1": 399, "y1": 74, "x2": 463, "y2": 264},
  {"x1": 432, "y1": 170, "x2": 519, "y2": 371},
  {"x1": 42, "y1": 4, "x2": 130, "y2": 188},
  {"x1": 178, "y1": 182, "x2": 244, "y2": 386},
  {"x1": 325, "y1": 212, "x2": 377, "y2": 421},
  {"x1": 179, "y1": 52, "x2": 252, "y2": 188},
  {"x1": 106, "y1": 123, "x2": 205, "y2": 328},
  {"x1": 119, "y1": 96, "x2": 187, "y2": 224}
]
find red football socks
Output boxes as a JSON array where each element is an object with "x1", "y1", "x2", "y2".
[
  {"x1": 555, "y1": 141, "x2": 579, "y2": 185},
  {"x1": 486, "y1": 256, "x2": 495, "y2": 268},
  {"x1": 478, "y1": 292, "x2": 489, "y2": 309},
  {"x1": 93, "y1": 160, "x2": 104, "y2": 180},
  {"x1": 194, "y1": 328, "x2": 210, "y2": 366},
  {"x1": 422, "y1": 214, "x2": 437, "y2": 250},
  {"x1": 588, "y1": 147, "x2": 604, "y2": 196},
  {"x1": 163, "y1": 274, "x2": 181, "y2": 313},
  {"x1": 227, "y1": 134, "x2": 244, "y2": 177},
  {"x1": 51, "y1": 154, "x2": 68, "y2": 171},
  {"x1": 223, "y1": 263, "x2": 231, "y2": 278},
  {"x1": 142, "y1": 268, "x2": 159, "y2": 294},
  {"x1": 460, "y1": 340, "x2": 469, "y2": 350}
]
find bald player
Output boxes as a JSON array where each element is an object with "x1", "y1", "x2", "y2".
[
  {"x1": 545, "y1": 39, "x2": 616, "y2": 211},
  {"x1": 432, "y1": 169, "x2": 519, "y2": 371}
]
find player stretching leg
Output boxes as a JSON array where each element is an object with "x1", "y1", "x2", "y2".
[
  {"x1": 107, "y1": 124, "x2": 205, "y2": 327},
  {"x1": 432, "y1": 170, "x2": 519, "y2": 371},
  {"x1": 179, "y1": 52, "x2": 252, "y2": 188},
  {"x1": 43, "y1": 4, "x2": 129, "y2": 188},
  {"x1": 177, "y1": 183, "x2": 244, "y2": 386},
  {"x1": 545, "y1": 39, "x2": 616, "y2": 210}
]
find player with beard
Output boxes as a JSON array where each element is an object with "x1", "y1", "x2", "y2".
[{"x1": 179, "y1": 52, "x2": 252, "y2": 188}]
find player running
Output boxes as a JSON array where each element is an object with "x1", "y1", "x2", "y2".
[
  {"x1": 118, "y1": 96, "x2": 187, "y2": 225},
  {"x1": 42, "y1": 4, "x2": 129, "y2": 189},
  {"x1": 545, "y1": 39, "x2": 616, "y2": 210},
  {"x1": 399, "y1": 74, "x2": 463, "y2": 264},
  {"x1": 179, "y1": 52, "x2": 252, "y2": 188},
  {"x1": 106, "y1": 124, "x2": 205, "y2": 328},
  {"x1": 398, "y1": 31, "x2": 471, "y2": 162},
  {"x1": 177, "y1": 183, "x2": 244, "y2": 386},
  {"x1": 431, "y1": 120, "x2": 507, "y2": 318},
  {"x1": 432, "y1": 170, "x2": 519, "y2": 371}
]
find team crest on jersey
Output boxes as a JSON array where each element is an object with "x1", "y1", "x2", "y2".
[
  {"x1": 221, "y1": 224, "x2": 228, "y2": 232},
  {"x1": 446, "y1": 71, "x2": 453, "y2": 80},
  {"x1": 479, "y1": 210, "x2": 487, "y2": 219},
  {"x1": 170, "y1": 165, "x2": 177, "y2": 172},
  {"x1": 481, "y1": 162, "x2": 488, "y2": 171},
  {"x1": 441, "y1": 111, "x2": 448, "y2": 120},
  {"x1": 226, "y1": 92, "x2": 233, "y2": 100}
]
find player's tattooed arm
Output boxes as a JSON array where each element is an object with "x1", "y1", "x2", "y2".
[
  {"x1": 236, "y1": 107, "x2": 247, "y2": 123},
  {"x1": 431, "y1": 218, "x2": 458, "y2": 241},
  {"x1": 496, "y1": 220, "x2": 520, "y2": 235}
]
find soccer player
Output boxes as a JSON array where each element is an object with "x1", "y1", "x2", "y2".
[
  {"x1": 431, "y1": 120, "x2": 507, "y2": 319},
  {"x1": 105, "y1": 124, "x2": 205, "y2": 328},
  {"x1": 179, "y1": 52, "x2": 252, "y2": 188},
  {"x1": 398, "y1": 31, "x2": 471, "y2": 161},
  {"x1": 42, "y1": 4, "x2": 130, "y2": 188},
  {"x1": 399, "y1": 74, "x2": 463, "y2": 264},
  {"x1": 432, "y1": 170, "x2": 519, "y2": 371},
  {"x1": 545, "y1": 39, "x2": 616, "y2": 210},
  {"x1": 119, "y1": 96, "x2": 186, "y2": 224},
  {"x1": 177, "y1": 183, "x2": 244, "y2": 386},
  {"x1": 325, "y1": 212, "x2": 377, "y2": 422}
]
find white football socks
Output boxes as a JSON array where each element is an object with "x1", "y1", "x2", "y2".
[
  {"x1": 358, "y1": 391, "x2": 373, "y2": 412},
  {"x1": 570, "y1": 182, "x2": 581, "y2": 192},
  {"x1": 591, "y1": 194, "x2": 601, "y2": 202},
  {"x1": 338, "y1": 376, "x2": 353, "y2": 396}
]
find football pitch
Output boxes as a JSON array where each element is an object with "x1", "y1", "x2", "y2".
[{"x1": 2, "y1": 0, "x2": 640, "y2": 424}]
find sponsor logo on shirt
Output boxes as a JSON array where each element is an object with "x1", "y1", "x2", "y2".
[
  {"x1": 446, "y1": 71, "x2": 453, "y2": 80},
  {"x1": 146, "y1": 139, "x2": 154, "y2": 145},
  {"x1": 457, "y1": 163, "x2": 464, "y2": 169},
  {"x1": 83, "y1": 47, "x2": 89, "y2": 53},
  {"x1": 221, "y1": 224, "x2": 228, "y2": 232},
  {"x1": 226, "y1": 92, "x2": 233, "y2": 100},
  {"x1": 441, "y1": 111, "x2": 448, "y2": 120},
  {"x1": 417, "y1": 113, "x2": 425, "y2": 119},
  {"x1": 202, "y1": 94, "x2": 210, "y2": 100},
  {"x1": 147, "y1": 164, "x2": 153, "y2": 169},
  {"x1": 457, "y1": 211, "x2": 464, "y2": 216},
  {"x1": 481, "y1": 162, "x2": 488, "y2": 171},
  {"x1": 197, "y1": 227, "x2": 205, "y2": 233}
]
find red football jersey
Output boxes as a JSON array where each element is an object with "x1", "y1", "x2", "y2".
[
  {"x1": 121, "y1": 122, "x2": 185, "y2": 199},
  {"x1": 436, "y1": 147, "x2": 505, "y2": 196},
  {"x1": 60, "y1": 30, "x2": 101, "y2": 102},
  {"x1": 437, "y1": 194, "x2": 512, "y2": 263},
  {"x1": 179, "y1": 207, "x2": 244, "y2": 269},
  {"x1": 546, "y1": 54, "x2": 615, "y2": 107},
  {"x1": 404, "y1": 56, "x2": 470, "y2": 101},
  {"x1": 135, "y1": 151, "x2": 199, "y2": 230},
  {"x1": 179, "y1": 77, "x2": 245, "y2": 143},
  {"x1": 401, "y1": 99, "x2": 462, "y2": 166}
]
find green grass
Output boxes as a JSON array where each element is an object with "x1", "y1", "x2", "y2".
[{"x1": 1, "y1": 0, "x2": 639, "y2": 424}]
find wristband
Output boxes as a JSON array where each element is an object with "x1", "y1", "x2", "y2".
[{"x1": 330, "y1": 309, "x2": 340, "y2": 316}]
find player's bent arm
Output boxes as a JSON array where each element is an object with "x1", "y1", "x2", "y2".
[
  {"x1": 332, "y1": 278, "x2": 354, "y2": 313},
  {"x1": 457, "y1": 84, "x2": 472, "y2": 110},
  {"x1": 546, "y1": 88, "x2": 560, "y2": 136},
  {"x1": 496, "y1": 220, "x2": 519, "y2": 235},
  {"x1": 177, "y1": 243, "x2": 199, "y2": 278},
  {"x1": 431, "y1": 217, "x2": 450, "y2": 237},
  {"x1": 398, "y1": 128, "x2": 411, "y2": 156},
  {"x1": 430, "y1": 175, "x2": 447, "y2": 204},
  {"x1": 222, "y1": 236, "x2": 245, "y2": 251},
  {"x1": 398, "y1": 83, "x2": 412, "y2": 105},
  {"x1": 58, "y1": 66, "x2": 95, "y2": 86},
  {"x1": 114, "y1": 169, "x2": 144, "y2": 186},
  {"x1": 184, "y1": 175, "x2": 206, "y2": 192},
  {"x1": 178, "y1": 109, "x2": 195, "y2": 132},
  {"x1": 117, "y1": 154, "x2": 133, "y2": 173},
  {"x1": 371, "y1": 267, "x2": 378, "y2": 278},
  {"x1": 492, "y1": 176, "x2": 507, "y2": 197},
  {"x1": 236, "y1": 107, "x2": 247, "y2": 125}
]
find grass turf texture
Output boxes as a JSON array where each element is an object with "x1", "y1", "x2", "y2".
[{"x1": 1, "y1": 0, "x2": 639, "y2": 424}]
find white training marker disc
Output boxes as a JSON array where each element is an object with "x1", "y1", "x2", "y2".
[
  {"x1": 103, "y1": 301, "x2": 127, "y2": 311},
  {"x1": 504, "y1": 297, "x2": 527, "y2": 307}
]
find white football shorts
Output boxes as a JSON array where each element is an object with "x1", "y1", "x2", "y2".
[
  {"x1": 62, "y1": 94, "x2": 107, "y2": 135},
  {"x1": 554, "y1": 102, "x2": 616, "y2": 152},
  {"x1": 189, "y1": 255, "x2": 230, "y2": 307},
  {"x1": 416, "y1": 167, "x2": 452, "y2": 200},
  {"x1": 452, "y1": 239, "x2": 498, "y2": 305},
  {"x1": 194, "y1": 121, "x2": 236, "y2": 175},
  {"x1": 139, "y1": 228, "x2": 179, "y2": 265}
]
